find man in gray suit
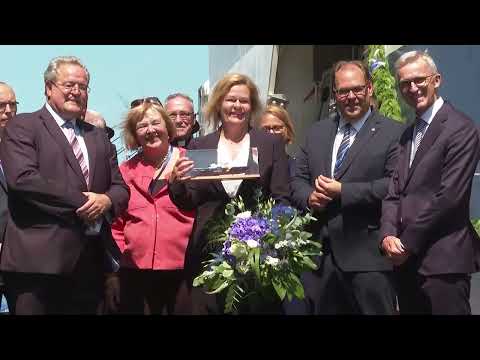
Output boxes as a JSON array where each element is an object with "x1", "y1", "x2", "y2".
[
  {"x1": 0, "y1": 82, "x2": 17, "y2": 313},
  {"x1": 291, "y1": 60, "x2": 405, "y2": 314}
]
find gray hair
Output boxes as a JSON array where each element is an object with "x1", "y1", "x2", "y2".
[
  {"x1": 164, "y1": 93, "x2": 194, "y2": 108},
  {"x1": 394, "y1": 50, "x2": 438, "y2": 78},
  {"x1": 44, "y1": 56, "x2": 90, "y2": 84}
]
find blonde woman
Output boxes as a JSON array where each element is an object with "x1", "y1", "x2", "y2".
[
  {"x1": 169, "y1": 73, "x2": 290, "y2": 314},
  {"x1": 258, "y1": 104, "x2": 297, "y2": 177}
]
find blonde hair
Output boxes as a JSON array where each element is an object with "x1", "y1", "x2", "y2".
[
  {"x1": 203, "y1": 73, "x2": 262, "y2": 129},
  {"x1": 122, "y1": 102, "x2": 176, "y2": 150},
  {"x1": 259, "y1": 104, "x2": 296, "y2": 144}
]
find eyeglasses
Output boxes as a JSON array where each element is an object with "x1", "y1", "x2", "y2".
[
  {"x1": 168, "y1": 111, "x2": 194, "y2": 120},
  {"x1": 130, "y1": 97, "x2": 163, "y2": 109},
  {"x1": 334, "y1": 85, "x2": 368, "y2": 99},
  {"x1": 398, "y1": 74, "x2": 437, "y2": 91},
  {"x1": 0, "y1": 101, "x2": 18, "y2": 113},
  {"x1": 262, "y1": 125, "x2": 285, "y2": 133},
  {"x1": 51, "y1": 81, "x2": 90, "y2": 94}
]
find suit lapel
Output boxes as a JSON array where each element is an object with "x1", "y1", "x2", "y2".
[
  {"x1": 79, "y1": 120, "x2": 97, "y2": 189},
  {"x1": 405, "y1": 104, "x2": 447, "y2": 185},
  {"x1": 335, "y1": 111, "x2": 379, "y2": 180},
  {"x1": 203, "y1": 130, "x2": 224, "y2": 195},
  {"x1": 0, "y1": 162, "x2": 7, "y2": 193},
  {"x1": 398, "y1": 125, "x2": 414, "y2": 190},
  {"x1": 322, "y1": 116, "x2": 338, "y2": 177},
  {"x1": 40, "y1": 108, "x2": 86, "y2": 185}
]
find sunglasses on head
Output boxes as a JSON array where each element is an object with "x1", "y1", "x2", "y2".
[{"x1": 130, "y1": 97, "x2": 163, "y2": 109}]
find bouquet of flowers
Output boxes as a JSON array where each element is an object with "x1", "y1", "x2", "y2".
[{"x1": 193, "y1": 189, "x2": 322, "y2": 314}]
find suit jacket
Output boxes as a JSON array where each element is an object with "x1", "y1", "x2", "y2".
[
  {"x1": 380, "y1": 101, "x2": 480, "y2": 276},
  {"x1": 0, "y1": 165, "x2": 7, "y2": 245},
  {"x1": 169, "y1": 127, "x2": 290, "y2": 274},
  {"x1": 0, "y1": 106, "x2": 130, "y2": 274},
  {"x1": 291, "y1": 110, "x2": 405, "y2": 272}
]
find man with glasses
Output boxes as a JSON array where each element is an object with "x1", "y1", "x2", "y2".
[
  {"x1": 0, "y1": 57, "x2": 129, "y2": 314},
  {"x1": 380, "y1": 51, "x2": 480, "y2": 314},
  {"x1": 164, "y1": 93, "x2": 199, "y2": 147},
  {"x1": 291, "y1": 60, "x2": 404, "y2": 314},
  {"x1": 0, "y1": 82, "x2": 17, "y2": 314},
  {"x1": 0, "y1": 82, "x2": 17, "y2": 131}
]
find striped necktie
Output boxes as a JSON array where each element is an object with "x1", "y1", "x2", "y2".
[
  {"x1": 411, "y1": 118, "x2": 428, "y2": 166},
  {"x1": 334, "y1": 123, "x2": 352, "y2": 179},
  {"x1": 65, "y1": 121, "x2": 89, "y2": 187}
]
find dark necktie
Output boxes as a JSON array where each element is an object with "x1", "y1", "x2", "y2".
[
  {"x1": 334, "y1": 123, "x2": 352, "y2": 178},
  {"x1": 411, "y1": 118, "x2": 428, "y2": 166}
]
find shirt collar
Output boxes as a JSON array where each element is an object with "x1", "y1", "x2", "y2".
[
  {"x1": 339, "y1": 107, "x2": 372, "y2": 133},
  {"x1": 45, "y1": 102, "x2": 77, "y2": 129},
  {"x1": 418, "y1": 96, "x2": 444, "y2": 126}
]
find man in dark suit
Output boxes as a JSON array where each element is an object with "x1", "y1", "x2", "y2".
[
  {"x1": 0, "y1": 82, "x2": 17, "y2": 313},
  {"x1": 380, "y1": 51, "x2": 480, "y2": 315},
  {"x1": 0, "y1": 56, "x2": 129, "y2": 314},
  {"x1": 291, "y1": 60, "x2": 404, "y2": 314}
]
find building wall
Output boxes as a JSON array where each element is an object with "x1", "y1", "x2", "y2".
[{"x1": 274, "y1": 45, "x2": 319, "y2": 156}]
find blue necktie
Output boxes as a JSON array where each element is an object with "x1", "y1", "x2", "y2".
[{"x1": 334, "y1": 123, "x2": 352, "y2": 178}]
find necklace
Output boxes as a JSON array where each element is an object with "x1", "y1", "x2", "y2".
[{"x1": 155, "y1": 152, "x2": 169, "y2": 169}]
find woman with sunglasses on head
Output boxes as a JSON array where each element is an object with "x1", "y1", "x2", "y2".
[
  {"x1": 168, "y1": 74, "x2": 290, "y2": 315},
  {"x1": 105, "y1": 99, "x2": 195, "y2": 314}
]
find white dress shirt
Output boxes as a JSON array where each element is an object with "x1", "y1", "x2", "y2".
[
  {"x1": 45, "y1": 102, "x2": 90, "y2": 175},
  {"x1": 409, "y1": 97, "x2": 444, "y2": 167},
  {"x1": 218, "y1": 133, "x2": 250, "y2": 198},
  {"x1": 331, "y1": 108, "x2": 371, "y2": 177}
]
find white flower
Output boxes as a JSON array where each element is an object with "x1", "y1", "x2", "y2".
[
  {"x1": 245, "y1": 239, "x2": 259, "y2": 248},
  {"x1": 236, "y1": 211, "x2": 252, "y2": 219},
  {"x1": 274, "y1": 240, "x2": 288, "y2": 249},
  {"x1": 265, "y1": 256, "x2": 280, "y2": 267}
]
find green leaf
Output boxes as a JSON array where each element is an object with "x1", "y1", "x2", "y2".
[
  {"x1": 288, "y1": 273, "x2": 305, "y2": 299},
  {"x1": 206, "y1": 280, "x2": 231, "y2": 294},
  {"x1": 250, "y1": 247, "x2": 261, "y2": 280},
  {"x1": 301, "y1": 256, "x2": 318, "y2": 270},
  {"x1": 272, "y1": 280, "x2": 287, "y2": 300}
]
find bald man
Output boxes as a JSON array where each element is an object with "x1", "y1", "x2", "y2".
[
  {"x1": 84, "y1": 109, "x2": 114, "y2": 140},
  {"x1": 0, "y1": 82, "x2": 17, "y2": 137}
]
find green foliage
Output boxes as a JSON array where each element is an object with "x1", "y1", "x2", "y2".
[
  {"x1": 193, "y1": 192, "x2": 322, "y2": 314},
  {"x1": 471, "y1": 219, "x2": 480, "y2": 236},
  {"x1": 366, "y1": 45, "x2": 405, "y2": 123}
]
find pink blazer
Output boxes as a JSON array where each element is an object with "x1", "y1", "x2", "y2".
[{"x1": 111, "y1": 148, "x2": 195, "y2": 270}]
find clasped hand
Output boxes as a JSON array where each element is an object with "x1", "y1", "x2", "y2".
[
  {"x1": 381, "y1": 236, "x2": 410, "y2": 266},
  {"x1": 76, "y1": 192, "x2": 112, "y2": 223},
  {"x1": 308, "y1": 175, "x2": 341, "y2": 210}
]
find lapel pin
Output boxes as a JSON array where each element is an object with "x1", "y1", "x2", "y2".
[{"x1": 371, "y1": 128, "x2": 376, "y2": 132}]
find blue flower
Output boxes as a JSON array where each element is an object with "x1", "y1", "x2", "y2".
[
  {"x1": 271, "y1": 205, "x2": 296, "y2": 221},
  {"x1": 229, "y1": 216, "x2": 270, "y2": 243}
]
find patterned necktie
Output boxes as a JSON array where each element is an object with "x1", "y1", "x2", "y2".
[
  {"x1": 334, "y1": 123, "x2": 352, "y2": 178},
  {"x1": 65, "y1": 121, "x2": 89, "y2": 187},
  {"x1": 411, "y1": 118, "x2": 428, "y2": 166}
]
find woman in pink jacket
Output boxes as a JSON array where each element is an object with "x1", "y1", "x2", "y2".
[{"x1": 107, "y1": 98, "x2": 195, "y2": 314}]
